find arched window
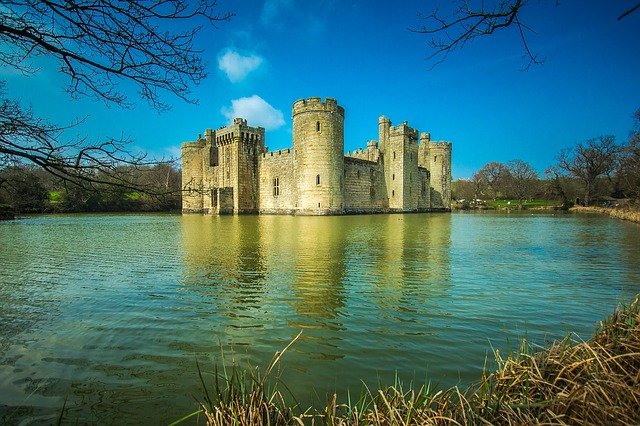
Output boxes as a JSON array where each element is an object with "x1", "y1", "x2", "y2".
[
  {"x1": 316, "y1": 121, "x2": 321, "y2": 132},
  {"x1": 316, "y1": 174, "x2": 320, "y2": 185}
]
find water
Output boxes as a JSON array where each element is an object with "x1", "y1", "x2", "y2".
[{"x1": 0, "y1": 212, "x2": 638, "y2": 424}]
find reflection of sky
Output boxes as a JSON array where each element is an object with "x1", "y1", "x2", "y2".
[{"x1": 1, "y1": 213, "x2": 638, "y2": 422}]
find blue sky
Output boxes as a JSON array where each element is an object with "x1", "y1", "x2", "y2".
[{"x1": 4, "y1": 0, "x2": 640, "y2": 179}]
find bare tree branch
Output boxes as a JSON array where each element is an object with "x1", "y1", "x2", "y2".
[
  {"x1": 0, "y1": 0, "x2": 233, "y2": 110},
  {"x1": 414, "y1": 1, "x2": 638, "y2": 69},
  {"x1": 0, "y1": 1, "x2": 231, "y2": 197}
]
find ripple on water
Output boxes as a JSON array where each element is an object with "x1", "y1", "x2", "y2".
[{"x1": 0, "y1": 213, "x2": 638, "y2": 422}]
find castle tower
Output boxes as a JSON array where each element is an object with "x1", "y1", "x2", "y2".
[
  {"x1": 292, "y1": 97, "x2": 345, "y2": 214},
  {"x1": 429, "y1": 141, "x2": 452, "y2": 210},
  {"x1": 378, "y1": 116, "x2": 391, "y2": 154},
  {"x1": 181, "y1": 137, "x2": 206, "y2": 212},
  {"x1": 381, "y1": 119, "x2": 419, "y2": 211},
  {"x1": 188, "y1": 118, "x2": 265, "y2": 214}
]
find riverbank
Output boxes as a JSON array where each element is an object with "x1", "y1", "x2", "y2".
[
  {"x1": 180, "y1": 294, "x2": 640, "y2": 425},
  {"x1": 570, "y1": 205, "x2": 640, "y2": 224}
]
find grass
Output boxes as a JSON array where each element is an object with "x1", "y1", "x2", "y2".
[
  {"x1": 571, "y1": 205, "x2": 640, "y2": 224},
  {"x1": 487, "y1": 199, "x2": 559, "y2": 209},
  {"x1": 177, "y1": 294, "x2": 640, "y2": 425}
]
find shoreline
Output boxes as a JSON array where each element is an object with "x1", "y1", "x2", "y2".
[
  {"x1": 570, "y1": 205, "x2": 640, "y2": 224},
  {"x1": 180, "y1": 294, "x2": 640, "y2": 425}
]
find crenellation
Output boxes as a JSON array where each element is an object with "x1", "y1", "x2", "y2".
[{"x1": 182, "y1": 96, "x2": 451, "y2": 215}]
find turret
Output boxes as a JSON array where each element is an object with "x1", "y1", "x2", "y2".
[
  {"x1": 429, "y1": 141, "x2": 452, "y2": 210},
  {"x1": 292, "y1": 97, "x2": 345, "y2": 214}
]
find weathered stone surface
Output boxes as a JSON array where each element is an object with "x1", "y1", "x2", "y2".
[{"x1": 181, "y1": 97, "x2": 452, "y2": 215}]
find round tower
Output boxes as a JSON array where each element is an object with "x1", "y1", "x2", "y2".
[
  {"x1": 292, "y1": 97, "x2": 345, "y2": 214},
  {"x1": 428, "y1": 141, "x2": 452, "y2": 210}
]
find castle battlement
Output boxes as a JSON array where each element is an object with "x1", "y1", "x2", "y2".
[
  {"x1": 181, "y1": 96, "x2": 452, "y2": 215},
  {"x1": 429, "y1": 141, "x2": 452, "y2": 149},
  {"x1": 262, "y1": 148, "x2": 293, "y2": 159},
  {"x1": 292, "y1": 97, "x2": 345, "y2": 117},
  {"x1": 388, "y1": 121, "x2": 419, "y2": 139}
]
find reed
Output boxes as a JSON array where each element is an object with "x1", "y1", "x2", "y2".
[{"x1": 177, "y1": 294, "x2": 640, "y2": 425}]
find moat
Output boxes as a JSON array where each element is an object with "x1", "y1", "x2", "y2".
[{"x1": 1, "y1": 212, "x2": 639, "y2": 424}]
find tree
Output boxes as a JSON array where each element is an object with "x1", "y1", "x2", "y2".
[
  {"x1": 617, "y1": 109, "x2": 640, "y2": 199},
  {"x1": 474, "y1": 161, "x2": 510, "y2": 200},
  {"x1": 415, "y1": 1, "x2": 640, "y2": 68},
  {"x1": 557, "y1": 136, "x2": 619, "y2": 206},
  {"x1": 504, "y1": 159, "x2": 537, "y2": 208},
  {"x1": 0, "y1": 0, "x2": 231, "y2": 192},
  {"x1": 0, "y1": 165, "x2": 50, "y2": 212}
]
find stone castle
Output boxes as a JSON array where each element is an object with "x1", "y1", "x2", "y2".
[{"x1": 181, "y1": 97, "x2": 452, "y2": 215}]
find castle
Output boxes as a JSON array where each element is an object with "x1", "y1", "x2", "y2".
[{"x1": 181, "y1": 97, "x2": 452, "y2": 215}]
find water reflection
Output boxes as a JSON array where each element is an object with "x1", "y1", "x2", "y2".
[
  {"x1": 2, "y1": 213, "x2": 637, "y2": 424},
  {"x1": 179, "y1": 213, "x2": 455, "y2": 399}
]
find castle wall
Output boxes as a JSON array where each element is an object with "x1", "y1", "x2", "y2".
[
  {"x1": 417, "y1": 167, "x2": 431, "y2": 210},
  {"x1": 181, "y1": 96, "x2": 452, "y2": 215},
  {"x1": 343, "y1": 157, "x2": 387, "y2": 212},
  {"x1": 259, "y1": 149, "x2": 297, "y2": 214}
]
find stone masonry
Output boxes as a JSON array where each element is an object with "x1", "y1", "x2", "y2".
[{"x1": 181, "y1": 97, "x2": 452, "y2": 215}]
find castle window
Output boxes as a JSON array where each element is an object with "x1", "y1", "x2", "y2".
[
  {"x1": 370, "y1": 187, "x2": 375, "y2": 198},
  {"x1": 357, "y1": 170, "x2": 360, "y2": 179},
  {"x1": 316, "y1": 121, "x2": 321, "y2": 132},
  {"x1": 393, "y1": 151, "x2": 396, "y2": 160},
  {"x1": 434, "y1": 155, "x2": 437, "y2": 162},
  {"x1": 210, "y1": 146, "x2": 219, "y2": 167},
  {"x1": 422, "y1": 180, "x2": 426, "y2": 197},
  {"x1": 273, "y1": 177, "x2": 280, "y2": 197},
  {"x1": 392, "y1": 174, "x2": 395, "y2": 181},
  {"x1": 392, "y1": 190, "x2": 395, "y2": 197},
  {"x1": 316, "y1": 174, "x2": 320, "y2": 185}
]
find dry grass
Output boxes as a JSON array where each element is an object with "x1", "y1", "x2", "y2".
[
  {"x1": 571, "y1": 205, "x2": 640, "y2": 223},
  {"x1": 177, "y1": 295, "x2": 640, "y2": 425}
]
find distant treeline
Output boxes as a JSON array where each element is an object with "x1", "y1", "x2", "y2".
[
  {"x1": 454, "y1": 109, "x2": 640, "y2": 208},
  {"x1": 0, "y1": 163, "x2": 181, "y2": 214}
]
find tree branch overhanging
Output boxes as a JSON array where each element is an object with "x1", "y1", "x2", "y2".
[
  {"x1": 0, "y1": 0, "x2": 233, "y2": 110},
  {"x1": 414, "y1": 1, "x2": 639, "y2": 69}
]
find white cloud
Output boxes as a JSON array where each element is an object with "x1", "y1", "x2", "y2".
[
  {"x1": 217, "y1": 49, "x2": 263, "y2": 83},
  {"x1": 221, "y1": 95, "x2": 285, "y2": 131}
]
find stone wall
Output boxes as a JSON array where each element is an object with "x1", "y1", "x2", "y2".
[
  {"x1": 343, "y1": 157, "x2": 387, "y2": 212},
  {"x1": 259, "y1": 149, "x2": 297, "y2": 214},
  {"x1": 181, "y1": 97, "x2": 452, "y2": 215}
]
